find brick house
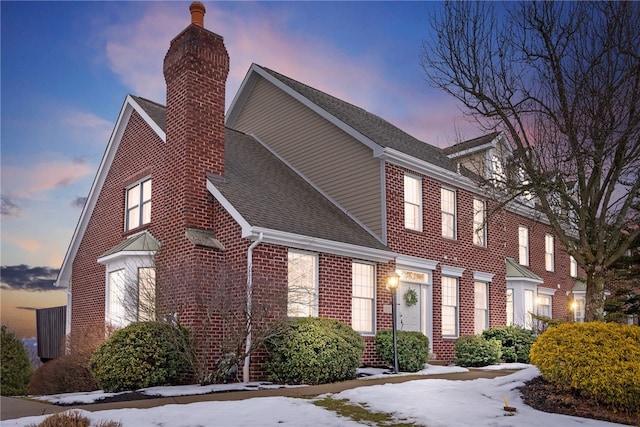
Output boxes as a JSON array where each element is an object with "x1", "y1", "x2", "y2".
[{"x1": 55, "y1": 3, "x2": 578, "y2": 380}]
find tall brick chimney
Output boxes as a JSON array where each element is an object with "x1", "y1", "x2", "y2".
[
  {"x1": 155, "y1": 3, "x2": 229, "y2": 335},
  {"x1": 163, "y1": 1, "x2": 229, "y2": 195}
]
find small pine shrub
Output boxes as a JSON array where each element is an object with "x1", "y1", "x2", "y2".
[
  {"x1": 481, "y1": 325, "x2": 536, "y2": 363},
  {"x1": 25, "y1": 410, "x2": 122, "y2": 427},
  {"x1": 29, "y1": 355, "x2": 98, "y2": 395},
  {"x1": 530, "y1": 322, "x2": 640, "y2": 413},
  {"x1": 264, "y1": 317, "x2": 364, "y2": 385},
  {"x1": 29, "y1": 324, "x2": 114, "y2": 395},
  {"x1": 375, "y1": 330, "x2": 430, "y2": 372},
  {"x1": 1, "y1": 325, "x2": 32, "y2": 396},
  {"x1": 89, "y1": 322, "x2": 194, "y2": 392},
  {"x1": 454, "y1": 335, "x2": 502, "y2": 367}
]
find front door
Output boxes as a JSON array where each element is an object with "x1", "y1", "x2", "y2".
[{"x1": 397, "y1": 281, "x2": 430, "y2": 340}]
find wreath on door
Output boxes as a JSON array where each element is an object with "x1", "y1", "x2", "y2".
[{"x1": 403, "y1": 288, "x2": 418, "y2": 307}]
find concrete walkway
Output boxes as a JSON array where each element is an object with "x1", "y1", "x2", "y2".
[{"x1": 1, "y1": 369, "x2": 512, "y2": 422}]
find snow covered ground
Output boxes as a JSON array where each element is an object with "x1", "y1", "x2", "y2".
[{"x1": 7, "y1": 364, "x2": 626, "y2": 426}]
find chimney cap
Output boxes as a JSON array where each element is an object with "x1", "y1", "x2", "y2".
[{"x1": 189, "y1": 2, "x2": 206, "y2": 27}]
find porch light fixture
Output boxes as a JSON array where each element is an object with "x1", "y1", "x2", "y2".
[{"x1": 386, "y1": 271, "x2": 400, "y2": 374}]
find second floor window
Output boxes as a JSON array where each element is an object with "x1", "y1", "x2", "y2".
[
  {"x1": 473, "y1": 199, "x2": 486, "y2": 246},
  {"x1": 441, "y1": 188, "x2": 456, "y2": 239},
  {"x1": 570, "y1": 255, "x2": 578, "y2": 277},
  {"x1": 545, "y1": 234, "x2": 555, "y2": 271},
  {"x1": 404, "y1": 174, "x2": 422, "y2": 231},
  {"x1": 518, "y1": 226, "x2": 529, "y2": 266},
  {"x1": 126, "y1": 178, "x2": 152, "y2": 231}
]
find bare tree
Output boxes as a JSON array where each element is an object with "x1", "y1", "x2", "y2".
[
  {"x1": 421, "y1": 1, "x2": 640, "y2": 321},
  {"x1": 116, "y1": 258, "x2": 288, "y2": 384}
]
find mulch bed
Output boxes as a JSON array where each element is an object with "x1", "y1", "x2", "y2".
[{"x1": 518, "y1": 376, "x2": 640, "y2": 426}]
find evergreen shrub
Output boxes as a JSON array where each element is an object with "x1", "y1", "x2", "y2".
[
  {"x1": 1, "y1": 325, "x2": 32, "y2": 396},
  {"x1": 530, "y1": 322, "x2": 640, "y2": 413},
  {"x1": 454, "y1": 335, "x2": 502, "y2": 367},
  {"x1": 264, "y1": 317, "x2": 364, "y2": 385},
  {"x1": 89, "y1": 322, "x2": 194, "y2": 392},
  {"x1": 375, "y1": 330, "x2": 430, "y2": 372},
  {"x1": 481, "y1": 325, "x2": 537, "y2": 363}
]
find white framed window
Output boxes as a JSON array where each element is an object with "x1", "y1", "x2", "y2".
[
  {"x1": 473, "y1": 198, "x2": 486, "y2": 247},
  {"x1": 287, "y1": 250, "x2": 318, "y2": 317},
  {"x1": 474, "y1": 281, "x2": 489, "y2": 334},
  {"x1": 404, "y1": 174, "x2": 422, "y2": 231},
  {"x1": 545, "y1": 234, "x2": 555, "y2": 271},
  {"x1": 351, "y1": 262, "x2": 375, "y2": 334},
  {"x1": 570, "y1": 255, "x2": 578, "y2": 277},
  {"x1": 137, "y1": 267, "x2": 156, "y2": 322},
  {"x1": 573, "y1": 295, "x2": 585, "y2": 323},
  {"x1": 106, "y1": 266, "x2": 157, "y2": 328},
  {"x1": 537, "y1": 294, "x2": 551, "y2": 318},
  {"x1": 524, "y1": 289, "x2": 534, "y2": 329},
  {"x1": 518, "y1": 226, "x2": 529, "y2": 266},
  {"x1": 506, "y1": 288, "x2": 514, "y2": 326},
  {"x1": 441, "y1": 276, "x2": 458, "y2": 337},
  {"x1": 126, "y1": 178, "x2": 152, "y2": 231},
  {"x1": 107, "y1": 269, "x2": 126, "y2": 327},
  {"x1": 491, "y1": 154, "x2": 505, "y2": 186},
  {"x1": 441, "y1": 188, "x2": 456, "y2": 239}
]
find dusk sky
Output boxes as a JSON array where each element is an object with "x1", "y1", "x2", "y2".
[{"x1": 1, "y1": 1, "x2": 481, "y2": 337}]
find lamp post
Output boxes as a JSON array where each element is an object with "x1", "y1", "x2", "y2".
[{"x1": 386, "y1": 271, "x2": 400, "y2": 374}]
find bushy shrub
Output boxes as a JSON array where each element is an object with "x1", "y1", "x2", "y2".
[
  {"x1": 454, "y1": 335, "x2": 502, "y2": 367},
  {"x1": 25, "y1": 410, "x2": 122, "y2": 427},
  {"x1": 264, "y1": 317, "x2": 364, "y2": 385},
  {"x1": 530, "y1": 322, "x2": 640, "y2": 413},
  {"x1": 481, "y1": 325, "x2": 537, "y2": 363},
  {"x1": 1, "y1": 325, "x2": 32, "y2": 396},
  {"x1": 29, "y1": 324, "x2": 115, "y2": 395},
  {"x1": 89, "y1": 322, "x2": 194, "y2": 392},
  {"x1": 375, "y1": 330, "x2": 430, "y2": 372}
]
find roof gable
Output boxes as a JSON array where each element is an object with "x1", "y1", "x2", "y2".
[
  {"x1": 505, "y1": 257, "x2": 543, "y2": 283},
  {"x1": 228, "y1": 64, "x2": 460, "y2": 172},
  {"x1": 55, "y1": 95, "x2": 166, "y2": 288}
]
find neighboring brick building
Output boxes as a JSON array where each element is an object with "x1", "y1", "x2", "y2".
[{"x1": 55, "y1": 3, "x2": 578, "y2": 379}]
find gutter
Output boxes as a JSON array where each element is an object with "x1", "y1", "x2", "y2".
[{"x1": 243, "y1": 232, "x2": 263, "y2": 383}]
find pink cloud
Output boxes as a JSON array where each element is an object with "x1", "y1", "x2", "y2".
[
  {"x1": 101, "y1": 2, "x2": 473, "y2": 148},
  {"x1": 64, "y1": 110, "x2": 113, "y2": 146},
  {"x1": 2, "y1": 159, "x2": 93, "y2": 199}
]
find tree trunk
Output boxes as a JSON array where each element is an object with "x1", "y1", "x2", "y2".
[{"x1": 584, "y1": 270, "x2": 606, "y2": 322}]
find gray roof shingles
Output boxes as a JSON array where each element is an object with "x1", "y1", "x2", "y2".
[
  {"x1": 131, "y1": 95, "x2": 167, "y2": 132},
  {"x1": 211, "y1": 129, "x2": 388, "y2": 251}
]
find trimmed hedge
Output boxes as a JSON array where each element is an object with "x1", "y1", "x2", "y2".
[
  {"x1": 454, "y1": 335, "x2": 502, "y2": 367},
  {"x1": 375, "y1": 330, "x2": 430, "y2": 372},
  {"x1": 89, "y1": 322, "x2": 194, "y2": 392},
  {"x1": 264, "y1": 317, "x2": 364, "y2": 385},
  {"x1": 530, "y1": 322, "x2": 640, "y2": 413},
  {"x1": 1, "y1": 325, "x2": 32, "y2": 396},
  {"x1": 482, "y1": 325, "x2": 536, "y2": 363}
]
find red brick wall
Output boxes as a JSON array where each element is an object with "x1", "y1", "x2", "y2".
[
  {"x1": 385, "y1": 163, "x2": 519, "y2": 361},
  {"x1": 70, "y1": 111, "x2": 165, "y2": 342},
  {"x1": 504, "y1": 210, "x2": 573, "y2": 322}
]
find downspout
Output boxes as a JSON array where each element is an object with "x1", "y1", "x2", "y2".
[{"x1": 243, "y1": 232, "x2": 263, "y2": 383}]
